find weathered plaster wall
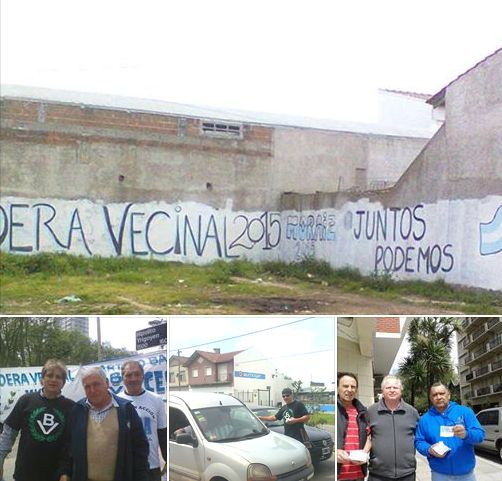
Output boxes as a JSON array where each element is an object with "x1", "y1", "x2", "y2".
[
  {"x1": 1, "y1": 195, "x2": 500, "y2": 290},
  {"x1": 0, "y1": 99, "x2": 276, "y2": 210},
  {"x1": 0, "y1": 92, "x2": 431, "y2": 211},
  {"x1": 273, "y1": 127, "x2": 427, "y2": 193},
  {"x1": 1, "y1": 52, "x2": 500, "y2": 291}
]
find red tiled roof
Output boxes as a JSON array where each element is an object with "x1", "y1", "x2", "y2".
[
  {"x1": 169, "y1": 355, "x2": 190, "y2": 365},
  {"x1": 184, "y1": 349, "x2": 244, "y2": 366}
]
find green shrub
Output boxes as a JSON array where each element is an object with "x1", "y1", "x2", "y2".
[{"x1": 306, "y1": 412, "x2": 335, "y2": 427}]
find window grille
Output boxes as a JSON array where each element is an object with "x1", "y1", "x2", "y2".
[{"x1": 201, "y1": 120, "x2": 242, "y2": 137}]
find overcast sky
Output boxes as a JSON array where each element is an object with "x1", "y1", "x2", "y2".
[
  {"x1": 88, "y1": 316, "x2": 165, "y2": 354},
  {"x1": 169, "y1": 316, "x2": 335, "y2": 388},
  {"x1": 2, "y1": 0, "x2": 501, "y2": 122}
]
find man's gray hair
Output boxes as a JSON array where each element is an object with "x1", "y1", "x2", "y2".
[
  {"x1": 81, "y1": 366, "x2": 108, "y2": 383},
  {"x1": 381, "y1": 375, "x2": 403, "y2": 390}
]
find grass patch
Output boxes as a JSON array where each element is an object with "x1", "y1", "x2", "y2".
[
  {"x1": 306, "y1": 412, "x2": 335, "y2": 427},
  {"x1": 1, "y1": 253, "x2": 500, "y2": 314}
]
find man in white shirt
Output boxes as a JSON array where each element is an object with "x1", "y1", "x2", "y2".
[{"x1": 119, "y1": 361, "x2": 167, "y2": 481}]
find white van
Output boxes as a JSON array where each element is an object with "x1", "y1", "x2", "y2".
[
  {"x1": 169, "y1": 392, "x2": 315, "y2": 481},
  {"x1": 476, "y1": 406, "x2": 502, "y2": 460}
]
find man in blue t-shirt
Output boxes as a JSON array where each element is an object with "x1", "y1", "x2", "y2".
[
  {"x1": 415, "y1": 383, "x2": 484, "y2": 481},
  {"x1": 258, "y1": 388, "x2": 311, "y2": 443}
]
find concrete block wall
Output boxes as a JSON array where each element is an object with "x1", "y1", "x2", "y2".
[
  {"x1": 0, "y1": 98, "x2": 276, "y2": 210},
  {"x1": 1, "y1": 51, "x2": 500, "y2": 291}
]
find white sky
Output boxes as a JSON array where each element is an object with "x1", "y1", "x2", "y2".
[
  {"x1": 1, "y1": 0, "x2": 501, "y2": 122},
  {"x1": 169, "y1": 316, "x2": 335, "y2": 388},
  {"x1": 390, "y1": 324, "x2": 459, "y2": 374}
]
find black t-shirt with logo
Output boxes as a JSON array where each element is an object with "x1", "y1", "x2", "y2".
[
  {"x1": 275, "y1": 399, "x2": 309, "y2": 442},
  {"x1": 5, "y1": 391, "x2": 75, "y2": 481}
]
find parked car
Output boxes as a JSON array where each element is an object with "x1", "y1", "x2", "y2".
[
  {"x1": 169, "y1": 392, "x2": 314, "y2": 481},
  {"x1": 248, "y1": 404, "x2": 334, "y2": 464},
  {"x1": 476, "y1": 406, "x2": 502, "y2": 461}
]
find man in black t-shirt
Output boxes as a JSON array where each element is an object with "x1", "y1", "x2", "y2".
[
  {"x1": 258, "y1": 388, "x2": 311, "y2": 443},
  {"x1": 0, "y1": 359, "x2": 74, "y2": 481}
]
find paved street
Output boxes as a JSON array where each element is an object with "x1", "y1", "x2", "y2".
[
  {"x1": 416, "y1": 451, "x2": 501, "y2": 481},
  {"x1": 313, "y1": 423, "x2": 335, "y2": 480}
]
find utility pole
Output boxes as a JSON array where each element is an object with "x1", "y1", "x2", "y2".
[
  {"x1": 97, "y1": 316, "x2": 102, "y2": 361},
  {"x1": 177, "y1": 349, "x2": 182, "y2": 391}
]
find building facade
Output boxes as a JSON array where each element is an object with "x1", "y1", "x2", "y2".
[
  {"x1": 174, "y1": 348, "x2": 292, "y2": 406},
  {"x1": 0, "y1": 85, "x2": 436, "y2": 212},
  {"x1": 57, "y1": 317, "x2": 89, "y2": 337},
  {"x1": 337, "y1": 317, "x2": 407, "y2": 406},
  {"x1": 169, "y1": 355, "x2": 189, "y2": 391},
  {"x1": 1, "y1": 50, "x2": 500, "y2": 291},
  {"x1": 459, "y1": 317, "x2": 502, "y2": 411}
]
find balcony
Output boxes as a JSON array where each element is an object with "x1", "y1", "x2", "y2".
[
  {"x1": 474, "y1": 365, "x2": 490, "y2": 377},
  {"x1": 462, "y1": 318, "x2": 483, "y2": 333},
  {"x1": 472, "y1": 345, "x2": 488, "y2": 360},
  {"x1": 476, "y1": 386, "x2": 491, "y2": 396},
  {"x1": 491, "y1": 359, "x2": 502, "y2": 372},
  {"x1": 487, "y1": 318, "x2": 502, "y2": 331},
  {"x1": 489, "y1": 335, "x2": 502, "y2": 351},
  {"x1": 216, "y1": 373, "x2": 234, "y2": 383},
  {"x1": 471, "y1": 326, "x2": 486, "y2": 342}
]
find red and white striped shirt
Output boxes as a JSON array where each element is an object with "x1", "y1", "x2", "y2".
[{"x1": 339, "y1": 405, "x2": 364, "y2": 480}]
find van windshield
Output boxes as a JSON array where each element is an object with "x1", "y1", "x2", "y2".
[{"x1": 192, "y1": 405, "x2": 268, "y2": 442}]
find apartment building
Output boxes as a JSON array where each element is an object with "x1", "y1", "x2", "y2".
[
  {"x1": 459, "y1": 317, "x2": 502, "y2": 411},
  {"x1": 57, "y1": 317, "x2": 89, "y2": 337}
]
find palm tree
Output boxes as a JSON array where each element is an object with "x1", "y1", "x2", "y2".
[
  {"x1": 399, "y1": 355, "x2": 426, "y2": 406},
  {"x1": 399, "y1": 317, "x2": 462, "y2": 407}
]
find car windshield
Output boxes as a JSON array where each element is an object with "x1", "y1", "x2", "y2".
[
  {"x1": 191, "y1": 405, "x2": 268, "y2": 442},
  {"x1": 252, "y1": 407, "x2": 284, "y2": 427}
]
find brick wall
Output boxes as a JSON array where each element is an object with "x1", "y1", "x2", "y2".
[
  {"x1": 0, "y1": 99, "x2": 273, "y2": 144},
  {"x1": 376, "y1": 317, "x2": 400, "y2": 333}
]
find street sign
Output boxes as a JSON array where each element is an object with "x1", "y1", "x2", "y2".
[
  {"x1": 136, "y1": 323, "x2": 167, "y2": 350},
  {"x1": 234, "y1": 370, "x2": 266, "y2": 380}
]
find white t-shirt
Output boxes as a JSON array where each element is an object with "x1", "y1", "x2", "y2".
[{"x1": 118, "y1": 390, "x2": 167, "y2": 469}]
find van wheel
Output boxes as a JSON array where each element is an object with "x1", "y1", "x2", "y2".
[{"x1": 499, "y1": 445, "x2": 502, "y2": 462}]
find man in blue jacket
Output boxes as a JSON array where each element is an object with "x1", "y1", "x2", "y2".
[
  {"x1": 415, "y1": 383, "x2": 485, "y2": 481},
  {"x1": 62, "y1": 366, "x2": 149, "y2": 481}
]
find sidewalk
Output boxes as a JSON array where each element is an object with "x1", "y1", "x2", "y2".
[{"x1": 416, "y1": 452, "x2": 501, "y2": 481}]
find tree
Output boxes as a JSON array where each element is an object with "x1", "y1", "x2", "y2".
[
  {"x1": 292, "y1": 380, "x2": 303, "y2": 395},
  {"x1": 398, "y1": 317, "x2": 462, "y2": 408},
  {"x1": 0, "y1": 318, "x2": 136, "y2": 367}
]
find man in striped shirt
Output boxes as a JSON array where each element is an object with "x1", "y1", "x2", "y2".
[{"x1": 337, "y1": 372, "x2": 370, "y2": 481}]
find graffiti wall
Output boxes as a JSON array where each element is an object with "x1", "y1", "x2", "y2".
[{"x1": 1, "y1": 196, "x2": 500, "y2": 290}]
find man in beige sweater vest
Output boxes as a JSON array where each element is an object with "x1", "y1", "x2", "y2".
[{"x1": 61, "y1": 367, "x2": 149, "y2": 481}]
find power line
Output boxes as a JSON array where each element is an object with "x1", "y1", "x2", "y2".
[
  {"x1": 235, "y1": 348, "x2": 334, "y2": 364},
  {"x1": 169, "y1": 317, "x2": 318, "y2": 353}
]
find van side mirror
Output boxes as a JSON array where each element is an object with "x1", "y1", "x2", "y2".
[{"x1": 176, "y1": 433, "x2": 198, "y2": 447}]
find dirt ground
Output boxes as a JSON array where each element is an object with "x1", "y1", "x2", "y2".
[
  {"x1": 209, "y1": 289, "x2": 466, "y2": 315},
  {"x1": 1, "y1": 274, "x2": 488, "y2": 315},
  {"x1": 180, "y1": 277, "x2": 470, "y2": 315}
]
